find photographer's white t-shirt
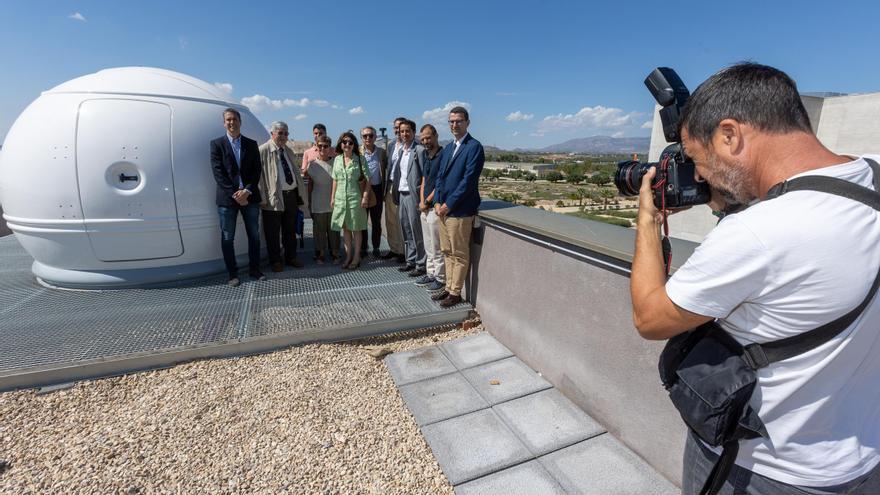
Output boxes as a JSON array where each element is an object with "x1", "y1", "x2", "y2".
[{"x1": 666, "y1": 155, "x2": 880, "y2": 487}]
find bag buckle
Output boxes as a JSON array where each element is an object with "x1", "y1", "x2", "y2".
[{"x1": 742, "y1": 344, "x2": 770, "y2": 370}]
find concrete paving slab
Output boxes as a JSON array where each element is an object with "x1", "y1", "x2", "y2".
[
  {"x1": 421, "y1": 408, "x2": 533, "y2": 485},
  {"x1": 440, "y1": 331, "x2": 513, "y2": 369},
  {"x1": 454, "y1": 460, "x2": 566, "y2": 495},
  {"x1": 398, "y1": 372, "x2": 489, "y2": 426},
  {"x1": 538, "y1": 435, "x2": 679, "y2": 495},
  {"x1": 494, "y1": 388, "x2": 606, "y2": 456},
  {"x1": 462, "y1": 357, "x2": 552, "y2": 405},
  {"x1": 384, "y1": 346, "x2": 458, "y2": 386}
]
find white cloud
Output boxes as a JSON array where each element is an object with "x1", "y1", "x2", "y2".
[
  {"x1": 612, "y1": 131, "x2": 625, "y2": 138},
  {"x1": 422, "y1": 101, "x2": 471, "y2": 125},
  {"x1": 69, "y1": 12, "x2": 86, "y2": 22},
  {"x1": 512, "y1": 131, "x2": 520, "y2": 137},
  {"x1": 506, "y1": 111, "x2": 534, "y2": 122},
  {"x1": 331, "y1": 104, "x2": 341, "y2": 109},
  {"x1": 293, "y1": 113, "x2": 308, "y2": 121},
  {"x1": 640, "y1": 120, "x2": 653, "y2": 129},
  {"x1": 240, "y1": 94, "x2": 336, "y2": 113},
  {"x1": 349, "y1": 106, "x2": 365, "y2": 115},
  {"x1": 535, "y1": 105, "x2": 640, "y2": 136},
  {"x1": 213, "y1": 82, "x2": 234, "y2": 97}
]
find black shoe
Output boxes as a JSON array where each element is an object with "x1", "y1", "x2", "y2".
[
  {"x1": 396, "y1": 255, "x2": 406, "y2": 264},
  {"x1": 286, "y1": 258, "x2": 304, "y2": 268},
  {"x1": 431, "y1": 290, "x2": 450, "y2": 301},
  {"x1": 249, "y1": 270, "x2": 267, "y2": 281},
  {"x1": 372, "y1": 248, "x2": 381, "y2": 257},
  {"x1": 398, "y1": 264, "x2": 416, "y2": 273},
  {"x1": 408, "y1": 268, "x2": 427, "y2": 278},
  {"x1": 379, "y1": 251, "x2": 397, "y2": 260},
  {"x1": 439, "y1": 294, "x2": 463, "y2": 308}
]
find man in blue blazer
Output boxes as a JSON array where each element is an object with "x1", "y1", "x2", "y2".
[
  {"x1": 210, "y1": 108, "x2": 265, "y2": 287},
  {"x1": 433, "y1": 106, "x2": 485, "y2": 307}
]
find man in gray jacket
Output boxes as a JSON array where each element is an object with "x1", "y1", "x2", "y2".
[
  {"x1": 258, "y1": 121, "x2": 308, "y2": 272},
  {"x1": 392, "y1": 119, "x2": 427, "y2": 277}
]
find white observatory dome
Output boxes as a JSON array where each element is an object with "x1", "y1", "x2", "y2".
[{"x1": 0, "y1": 67, "x2": 269, "y2": 288}]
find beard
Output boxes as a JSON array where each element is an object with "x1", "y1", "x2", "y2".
[{"x1": 706, "y1": 154, "x2": 756, "y2": 206}]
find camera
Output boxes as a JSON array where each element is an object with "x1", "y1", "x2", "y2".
[{"x1": 614, "y1": 68, "x2": 710, "y2": 209}]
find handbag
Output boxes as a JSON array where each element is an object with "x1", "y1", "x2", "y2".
[
  {"x1": 359, "y1": 155, "x2": 377, "y2": 208},
  {"x1": 659, "y1": 158, "x2": 880, "y2": 495}
]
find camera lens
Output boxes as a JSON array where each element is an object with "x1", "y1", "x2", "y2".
[{"x1": 614, "y1": 161, "x2": 651, "y2": 197}]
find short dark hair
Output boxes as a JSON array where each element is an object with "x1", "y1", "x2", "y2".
[
  {"x1": 420, "y1": 123, "x2": 437, "y2": 136},
  {"x1": 449, "y1": 106, "x2": 469, "y2": 121},
  {"x1": 335, "y1": 131, "x2": 361, "y2": 156},
  {"x1": 223, "y1": 108, "x2": 241, "y2": 120},
  {"x1": 680, "y1": 62, "x2": 812, "y2": 146},
  {"x1": 399, "y1": 120, "x2": 416, "y2": 132},
  {"x1": 394, "y1": 117, "x2": 407, "y2": 125},
  {"x1": 313, "y1": 123, "x2": 327, "y2": 133}
]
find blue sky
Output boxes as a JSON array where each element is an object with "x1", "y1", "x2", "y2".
[{"x1": 2, "y1": 0, "x2": 879, "y2": 150}]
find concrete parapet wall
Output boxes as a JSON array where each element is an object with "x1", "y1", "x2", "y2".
[{"x1": 472, "y1": 201, "x2": 698, "y2": 486}]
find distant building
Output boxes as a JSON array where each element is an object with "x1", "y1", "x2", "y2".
[
  {"x1": 483, "y1": 161, "x2": 556, "y2": 174},
  {"x1": 648, "y1": 91, "x2": 880, "y2": 242}
]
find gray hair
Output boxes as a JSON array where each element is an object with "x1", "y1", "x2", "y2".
[{"x1": 269, "y1": 121, "x2": 289, "y2": 133}]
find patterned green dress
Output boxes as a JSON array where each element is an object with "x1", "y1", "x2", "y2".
[{"x1": 330, "y1": 154, "x2": 369, "y2": 231}]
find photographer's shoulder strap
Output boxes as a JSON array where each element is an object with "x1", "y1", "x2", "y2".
[{"x1": 744, "y1": 157, "x2": 880, "y2": 369}]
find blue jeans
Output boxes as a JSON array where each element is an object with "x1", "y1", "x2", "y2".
[
  {"x1": 683, "y1": 431, "x2": 880, "y2": 494},
  {"x1": 218, "y1": 203, "x2": 261, "y2": 276}
]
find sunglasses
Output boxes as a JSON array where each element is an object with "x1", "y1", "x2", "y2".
[
  {"x1": 275, "y1": 131, "x2": 289, "y2": 135},
  {"x1": 342, "y1": 140, "x2": 354, "y2": 145},
  {"x1": 361, "y1": 134, "x2": 375, "y2": 138},
  {"x1": 317, "y1": 144, "x2": 330, "y2": 149}
]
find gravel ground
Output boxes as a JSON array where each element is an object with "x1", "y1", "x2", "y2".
[{"x1": 0, "y1": 324, "x2": 481, "y2": 494}]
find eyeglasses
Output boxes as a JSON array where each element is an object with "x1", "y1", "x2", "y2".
[
  {"x1": 361, "y1": 134, "x2": 375, "y2": 139},
  {"x1": 275, "y1": 131, "x2": 289, "y2": 135},
  {"x1": 317, "y1": 144, "x2": 330, "y2": 149},
  {"x1": 341, "y1": 140, "x2": 354, "y2": 145}
]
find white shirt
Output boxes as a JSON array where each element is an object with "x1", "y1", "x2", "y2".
[
  {"x1": 277, "y1": 148, "x2": 297, "y2": 192},
  {"x1": 666, "y1": 156, "x2": 880, "y2": 486},
  {"x1": 451, "y1": 132, "x2": 469, "y2": 161},
  {"x1": 398, "y1": 140, "x2": 414, "y2": 192}
]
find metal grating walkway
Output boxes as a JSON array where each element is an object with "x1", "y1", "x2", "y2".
[{"x1": 0, "y1": 226, "x2": 470, "y2": 391}]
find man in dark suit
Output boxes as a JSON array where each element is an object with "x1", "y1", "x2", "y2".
[
  {"x1": 210, "y1": 108, "x2": 265, "y2": 287},
  {"x1": 433, "y1": 106, "x2": 485, "y2": 307},
  {"x1": 360, "y1": 126, "x2": 387, "y2": 258}
]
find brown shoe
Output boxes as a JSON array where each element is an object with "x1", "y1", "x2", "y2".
[
  {"x1": 431, "y1": 290, "x2": 450, "y2": 301},
  {"x1": 439, "y1": 294, "x2": 463, "y2": 308},
  {"x1": 271, "y1": 262, "x2": 284, "y2": 272}
]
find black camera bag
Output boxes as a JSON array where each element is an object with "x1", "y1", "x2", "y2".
[{"x1": 659, "y1": 158, "x2": 880, "y2": 495}]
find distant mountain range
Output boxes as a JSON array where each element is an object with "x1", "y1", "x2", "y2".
[{"x1": 530, "y1": 135, "x2": 650, "y2": 154}]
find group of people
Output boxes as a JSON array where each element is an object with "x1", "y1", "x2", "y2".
[{"x1": 209, "y1": 106, "x2": 484, "y2": 308}]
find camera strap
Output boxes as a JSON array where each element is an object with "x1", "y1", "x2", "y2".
[{"x1": 655, "y1": 154, "x2": 674, "y2": 275}]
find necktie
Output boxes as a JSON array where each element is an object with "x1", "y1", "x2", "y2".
[{"x1": 279, "y1": 148, "x2": 293, "y2": 185}]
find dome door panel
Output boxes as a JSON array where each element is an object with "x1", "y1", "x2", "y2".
[{"x1": 76, "y1": 99, "x2": 183, "y2": 261}]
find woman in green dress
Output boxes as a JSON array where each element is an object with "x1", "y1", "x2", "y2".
[{"x1": 330, "y1": 131, "x2": 371, "y2": 269}]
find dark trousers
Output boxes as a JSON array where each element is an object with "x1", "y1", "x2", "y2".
[
  {"x1": 360, "y1": 183, "x2": 384, "y2": 254},
  {"x1": 682, "y1": 430, "x2": 880, "y2": 495},
  {"x1": 262, "y1": 192, "x2": 299, "y2": 264},
  {"x1": 218, "y1": 203, "x2": 261, "y2": 277}
]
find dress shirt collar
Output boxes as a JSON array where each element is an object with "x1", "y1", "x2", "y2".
[{"x1": 227, "y1": 133, "x2": 241, "y2": 145}]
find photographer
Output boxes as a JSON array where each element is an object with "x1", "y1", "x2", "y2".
[{"x1": 631, "y1": 63, "x2": 880, "y2": 493}]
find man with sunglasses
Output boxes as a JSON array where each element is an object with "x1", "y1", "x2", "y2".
[
  {"x1": 258, "y1": 121, "x2": 308, "y2": 272},
  {"x1": 380, "y1": 117, "x2": 407, "y2": 262},
  {"x1": 359, "y1": 126, "x2": 387, "y2": 258}
]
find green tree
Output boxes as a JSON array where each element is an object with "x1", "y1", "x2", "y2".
[
  {"x1": 509, "y1": 170, "x2": 524, "y2": 181},
  {"x1": 524, "y1": 173, "x2": 537, "y2": 182},
  {"x1": 590, "y1": 172, "x2": 612, "y2": 187},
  {"x1": 545, "y1": 171, "x2": 563, "y2": 183},
  {"x1": 566, "y1": 174, "x2": 584, "y2": 184},
  {"x1": 522, "y1": 199, "x2": 537, "y2": 207},
  {"x1": 575, "y1": 188, "x2": 589, "y2": 206},
  {"x1": 599, "y1": 188, "x2": 616, "y2": 210}
]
